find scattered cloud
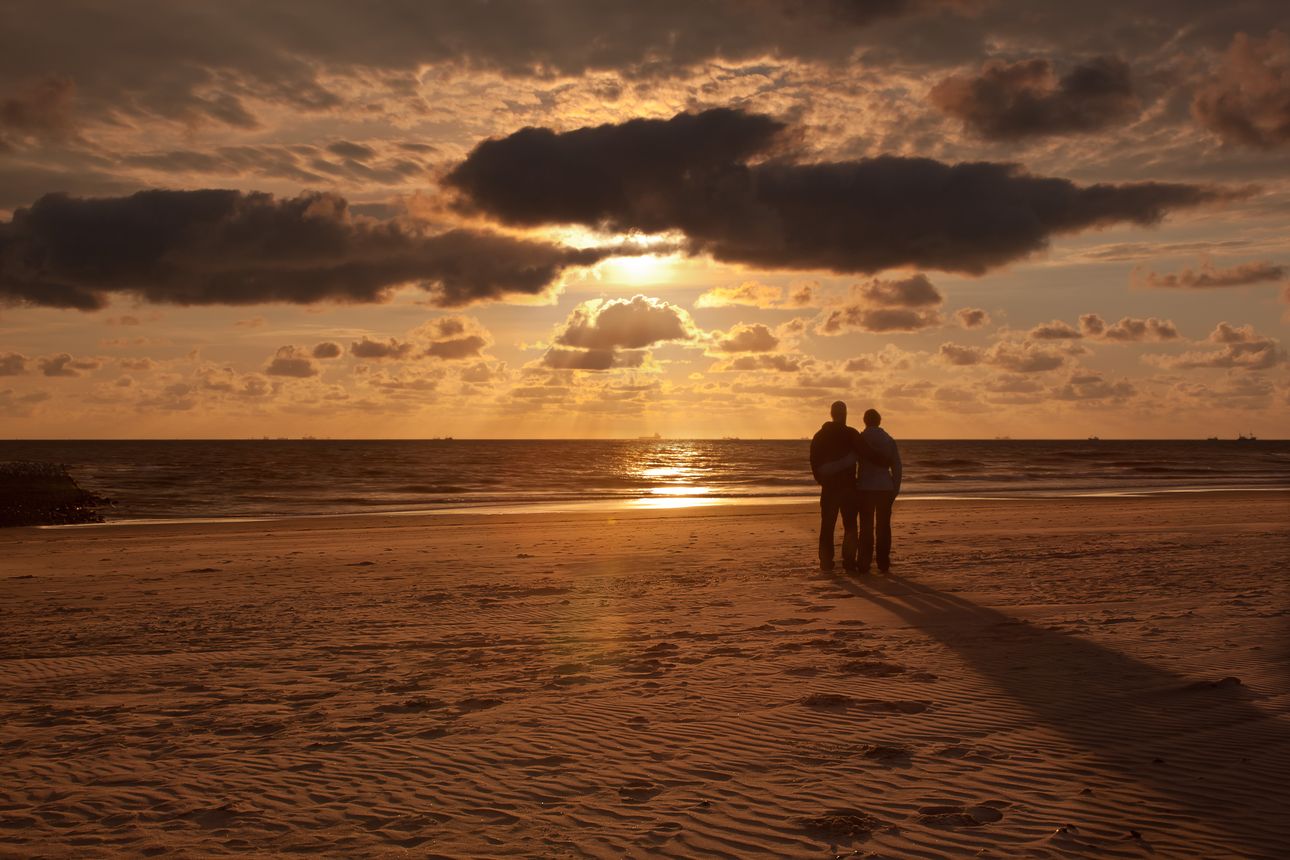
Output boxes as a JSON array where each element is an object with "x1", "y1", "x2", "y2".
[
  {"x1": 0, "y1": 388, "x2": 50, "y2": 416},
  {"x1": 710, "y1": 323, "x2": 780, "y2": 353},
  {"x1": 425, "y1": 334, "x2": 487, "y2": 360},
  {"x1": 1051, "y1": 372, "x2": 1136, "y2": 401},
  {"x1": 555, "y1": 295, "x2": 695, "y2": 351},
  {"x1": 0, "y1": 352, "x2": 27, "y2": 376},
  {"x1": 1146, "y1": 322, "x2": 1285, "y2": 371},
  {"x1": 542, "y1": 295, "x2": 694, "y2": 370},
  {"x1": 351, "y1": 337, "x2": 415, "y2": 360},
  {"x1": 955, "y1": 307, "x2": 990, "y2": 328},
  {"x1": 265, "y1": 345, "x2": 319, "y2": 377},
  {"x1": 1193, "y1": 30, "x2": 1290, "y2": 148},
  {"x1": 1029, "y1": 319, "x2": 1083, "y2": 339},
  {"x1": 816, "y1": 274, "x2": 944, "y2": 334},
  {"x1": 694, "y1": 281, "x2": 783, "y2": 309},
  {"x1": 716, "y1": 353, "x2": 804, "y2": 373},
  {"x1": 937, "y1": 339, "x2": 1066, "y2": 372},
  {"x1": 38, "y1": 353, "x2": 100, "y2": 377},
  {"x1": 1138, "y1": 260, "x2": 1286, "y2": 289},
  {"x1": 312, "y1": 341, "x2": 342, "y2": 359}
]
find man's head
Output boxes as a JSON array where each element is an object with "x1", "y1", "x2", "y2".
[
  {"x1": 863, "y1": 408, "x2": 881, "y2": 427},
  {"x1": 830, "y1": 400, "x2": 847, "y2": 423}
]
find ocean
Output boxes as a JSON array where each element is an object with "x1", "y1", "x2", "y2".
[{"x1": 2, "y1": 438, "x2": 1287, "y2": 523}]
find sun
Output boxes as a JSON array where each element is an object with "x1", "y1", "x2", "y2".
[{"x1": 601, "y1": 253, "x2": 674, "y2": 285}]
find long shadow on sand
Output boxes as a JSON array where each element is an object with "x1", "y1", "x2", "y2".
[{"x1": 836, "y1": 574, "x2": 1290, "y2": 857}]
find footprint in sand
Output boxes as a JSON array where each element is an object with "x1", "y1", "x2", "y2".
[
  {"x1": 858, "y1": 743, "x2": 913, "y2": 764},
  {"x1": 618, "y1": 781, "x2": 664, "y2": 803},
  {"x1": 801, "y1": 694, "x2": 929, "y2": 714},
  {"x1": 456, "y1": 696, "x2": 504, "y2": 713},
  {"x1": 839, "y1": 659, "x2": 906, "y2": 677},
  {"x1": 917, "y1": 801, "x2": 1006, "y2": 827},
  {"x1": 796, "y1": 808, "x2": 881, "y2": 839}
]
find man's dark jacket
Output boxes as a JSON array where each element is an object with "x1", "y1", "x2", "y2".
[{"x1": 810, "y1": 421, "x2": 887, "y2": 493}]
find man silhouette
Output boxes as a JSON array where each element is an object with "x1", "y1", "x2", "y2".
[
  {"x1": 857, "y1": 408, "x2": 901, "y2": 573},
  {"x1": 810, "y1": 401, "x2": 887, "y2": 572}
]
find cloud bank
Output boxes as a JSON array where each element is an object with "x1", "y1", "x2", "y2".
[
  {"x1": 447, "y1": 108, "x2": 1227, "y2": 277},
  {"x1": 0, "y1": 189, "x2": 609, "y2": 310}
]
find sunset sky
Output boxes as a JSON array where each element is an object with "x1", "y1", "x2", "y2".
[{"x1": 1, "y1": 1, "x2": 1287, "y2": 439}]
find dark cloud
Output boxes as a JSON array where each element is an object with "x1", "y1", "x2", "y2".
[
  {"x1": 1, "y1": 75, "x2": 75, "y2": 137},
  {"x1": 1193, "y1": 31, "x2": 1290, "y2": 148},
  {"x1": 0, "y1": 189, "x2": 608, "y2": 310},
  {"x1": 930, "y1": 57, "x2": 1137, "y2": 140},
  {"x1": 0, "y1": 352, "x2": 27, "y2": 376},
  {"x1": 351, "y1": 337, "x2": 415, "y2": 360},
  {"x1": 955, "y1": 307, "x2": 990, "y2": 328},
  {"x1": 312, "y1": 341, "x2": 342, "y2": 359},
  {"x1": 448, "y1": 108, "x2": 1228, "y2": 277},
  {"x1": 265, "y1": 345, "x2": 319, "y2": 377},
  {"x1": 38, "y1": 353, "x2": 99, "y2": 377},
  {"x1": 0, "y1": 2, "x2": 968, "y2": 130},
  {"x1": 1140, "y1": 260, "x2": 1286, "y2": 289}
]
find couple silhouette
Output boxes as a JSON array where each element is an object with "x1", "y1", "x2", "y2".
[{"x1": 809, "y1": 400, "x2": 902, "y2": 573}]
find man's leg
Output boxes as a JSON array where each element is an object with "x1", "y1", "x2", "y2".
[
  {"x1": 876, "y1": 491, "x2": 896, "y2": 571},
  {"x1": 818, "y1": 492, "x2": 839, "y2": 570},
  {"x1": 841, "y1": 488, "x2": 859, "y2": 570},
  {"x1": 857, "y1": 491, "x2": 875, "y2": 572}
]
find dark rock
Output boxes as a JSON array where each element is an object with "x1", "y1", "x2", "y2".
[{"x1": 0, "y1": 461, "x2": 110, "y2": 527}]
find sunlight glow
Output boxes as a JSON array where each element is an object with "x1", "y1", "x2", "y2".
[
  {"x1": 628, "y1": 496, "x2": 723, "y2": 510},
  {"x1": 648, "y1": 485, "x2": 714, "y2": 496},
  {"x1": 601, "y1": 253, "x2": 674, "y2": 285}
]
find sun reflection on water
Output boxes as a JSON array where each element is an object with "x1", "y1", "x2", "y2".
[{"x1": 624, "y1": 443, "x2": 719, "y2": 508}]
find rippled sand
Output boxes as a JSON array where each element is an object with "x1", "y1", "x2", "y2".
[{"x1": 3, "y1": 493, "x2": 1289, "y2": 857}]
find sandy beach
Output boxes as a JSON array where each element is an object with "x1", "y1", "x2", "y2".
[{"x1": 2, "y1": 492, "x2": 1288, "y2": 858}]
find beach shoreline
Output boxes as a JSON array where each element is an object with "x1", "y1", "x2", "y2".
[
  {"x1": 3, "y1": 492, "x2": 1289, "y2": 857},
  {"x1": 21, "y1": 484, "x2": 1290, "y2": 530}
]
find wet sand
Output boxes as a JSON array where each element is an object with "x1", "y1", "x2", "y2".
[{"x1": 2, "y1": 493, "x2": 1289, "y2": 858}]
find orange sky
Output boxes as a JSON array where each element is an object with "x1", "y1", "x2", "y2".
[{"x1": 1, "y1": 2, "x2": 1287, "y2": 438}]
